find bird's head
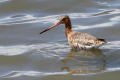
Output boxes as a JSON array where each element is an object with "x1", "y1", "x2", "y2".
[{"x1": 40, "y1": 15, "x2": 70, "y2": 34}]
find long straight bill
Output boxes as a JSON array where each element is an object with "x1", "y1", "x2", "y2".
[{"x1": 40, "y1": 21, "x2": 61, "y2": 34}]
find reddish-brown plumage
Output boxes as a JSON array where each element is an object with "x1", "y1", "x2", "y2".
[{"x1": 40, "y1": 15, "x2": 106, "y2": 49}]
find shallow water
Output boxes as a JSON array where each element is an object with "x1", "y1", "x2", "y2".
[{"x1": 0, "y1": 0, "x2": 120, "y2": 80}]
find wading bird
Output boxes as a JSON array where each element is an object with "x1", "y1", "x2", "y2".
[{"x1": 40, "y1": 15, "x2": 106, "y2": 49}]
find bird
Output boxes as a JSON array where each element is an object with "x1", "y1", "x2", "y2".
[{"x1": 40, "y1": 15, "x2": 106, "y2": 49}]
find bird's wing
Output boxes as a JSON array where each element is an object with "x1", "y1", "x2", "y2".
[{"x1": 68, "y1": 31, "x2": 97, "y2": 46}]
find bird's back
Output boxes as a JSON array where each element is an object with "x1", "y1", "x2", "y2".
[{"x1": 67, "y1": 31, "x2": 106, "y2": 49}]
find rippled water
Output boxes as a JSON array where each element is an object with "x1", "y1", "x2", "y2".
[{"x1": 0, "y1": 0, "x2": 120, "y2": 80}]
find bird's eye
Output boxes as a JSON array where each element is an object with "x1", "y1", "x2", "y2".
[{"x1": 62, "y1": 18, "x2": 65, "y2": 21}]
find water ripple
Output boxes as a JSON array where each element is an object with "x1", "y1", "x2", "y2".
[
  {"x1": 73, "y1": 21, "x2": 117, "y2": 30},
  {"x1": 70, "y1": 9, "x2": 120, "y2": 18},
  {"x1": 0, "y1": 0, "x2": 11, "y2": 3},
  {"x1": 111, "y1": 16, "x2": 120, "y2": 21},
  {"x1": 101, "y1": 41, "x2": 120, "y2": 50},
  {"x1": 1, "y1": 67, "x2": 120, "y2": 78},
  {"x1": 0, "y1": 9, "x2": 120, "y2": 27},
  {"x1": 0, "y1": 41, "x2": 120, "y2": 78},
  {"x1": 0, "y1": 40, "x2": 120, "y2": 56},
  {"x1": 0, "y1": 14, "x2": 59, "y2": 25},
  {"x1": 0, "y1": 45, "x2": 30, "y2": 56},
  {"x1": 96, "y1": 1, "x2": 112, "y2": 7},
  {"x1": 1, "y1": 71, "x2": 68, "y2": 78}
]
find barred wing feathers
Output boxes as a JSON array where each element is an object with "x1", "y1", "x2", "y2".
[{"x1": 68, "y1": 31, "x2": 105, "y2": 48}]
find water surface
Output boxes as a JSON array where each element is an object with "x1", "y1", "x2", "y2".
[{"x1": 0, "y1": 0, "x2": 120, "y2": 80}]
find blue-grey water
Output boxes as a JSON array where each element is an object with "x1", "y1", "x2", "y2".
[{"x1": 0, "y1": 0, "x2": 120, "y2": 80}]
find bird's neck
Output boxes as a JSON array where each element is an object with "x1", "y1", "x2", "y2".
[{"x1": 65, "y1": 19, "x2": 72, "y2": 37}]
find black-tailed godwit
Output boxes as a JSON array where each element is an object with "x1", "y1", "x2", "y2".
[{"x1": 40, "y1": 15, "x2": 106, "y2": 49}]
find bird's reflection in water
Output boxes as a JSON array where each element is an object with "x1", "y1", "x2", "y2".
[{"x1": 60, "y1": 48, "x2": 106, "y2": 74}]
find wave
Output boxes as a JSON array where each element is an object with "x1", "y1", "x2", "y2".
[
  {"x1": 0, "y1": 41, "x2": 69, "y2": 57},
  {"x1": 0, "y1": 0, "x2": 11, "y2": 3},
  {"x1": 0, "y1": 14, "x2": 59, "y2": 25},
  {"x1": 0, "y1": 40, "x2": 119, "y2": 56},
  {"x1": 73, "y1": 21, "x2": 117, "y2": 30},
  {"x1": 0, "y1": 45, "x2": 30, "y2": 56},
  {"x1": 0, "y1": 9, "x2": 120, "y2": 30},
  {"x1": 101, "y1": 41, "x2": 120, "y2": 50},
  {"x1": 0, "y1": 41, "x2": 120, "y2": 78},
  {"x1": 1, "y1": 71, "x2": 68, "y2": 78},
  {"x1": 1, "y1": 66, "x2": 120, "y2": 78}
]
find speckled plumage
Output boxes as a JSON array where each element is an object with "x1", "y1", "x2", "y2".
[
  {"x1": 40, "y1": 15, "x2": 106, "y2": 49},
  {"x1": 67, "y1": 31, "x2": 106, "y2": 49}
]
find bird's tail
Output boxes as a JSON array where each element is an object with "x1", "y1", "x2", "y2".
[{"x1": 97, "y1": 38, "x2": 107, "y2": 43}]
